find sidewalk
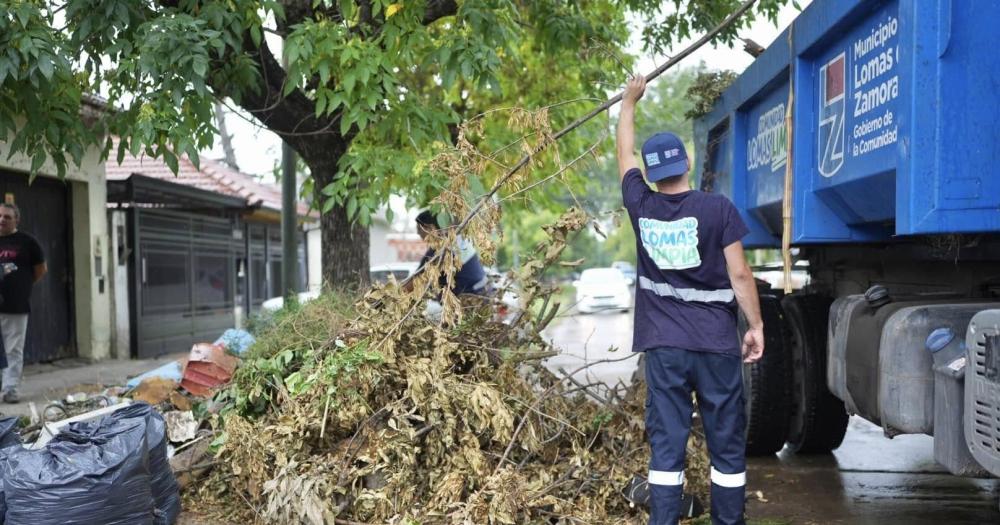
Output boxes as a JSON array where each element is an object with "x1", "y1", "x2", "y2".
[{"x1": 1, "y1": 353, "x2": 187, "y2": 419}]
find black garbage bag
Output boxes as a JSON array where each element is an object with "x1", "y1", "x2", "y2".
[
  {"x1": 2, "y1": 417, "x2": 155, "y2": 525},
  {"x1": 0, "y1": 417, "x2": 19, "y2": 449},
  {"x1": 0, "y1": 416, "x2": 22, "y2": 525},
  {"x1": 104, "y1": 403, "x2": 181, "y2": 525}
]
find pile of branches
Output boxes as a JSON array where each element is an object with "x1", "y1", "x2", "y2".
[{"x1": 195, "y1": 207, "x2": 708, "y2": 524}]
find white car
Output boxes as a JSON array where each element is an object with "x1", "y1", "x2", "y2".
[
  {"x1": 260, "y1": 263, "x2": 421, "y2": 313},
  {"x1": 611, "y1": 260, "x2": 637, "y2": 286},
  {"x1": 753, "y1": 260, "x2": 811, "y2": 290},
  {"x1": 370, "y1": 262, "x2": 420, "y2": 284},
  {"x1": 574, "y1": 268, "x2": 632, "y2": 314},
  {"x1": 260, "y1": 290, "x2": 321, "y2": 312}
]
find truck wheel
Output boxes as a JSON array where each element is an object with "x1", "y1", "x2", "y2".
[
  {"x1": 742, "y1": 293, "x2": 793, "y2": 456},
  {"x1": 782, "y1": 294, "x2": 849, "y2": 454}
]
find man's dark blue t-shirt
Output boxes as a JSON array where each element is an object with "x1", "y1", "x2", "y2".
[
  {"x1": 418, "y1": 236, "x2": 488, "y2": 295},
  {"x1": 622, "y1": 168, "x2": 749, "y2": 355}
]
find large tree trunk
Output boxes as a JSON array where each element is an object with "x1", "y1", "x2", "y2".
[
  {"x1": 227, "y1": 32, "x2": 371, "y2": 290},
  {"x1": 320, "y1": 200, "x2": 370, "y2": 288},
  {"x1": 302, "y1": 145, "x2": 369, "y2": 289}
]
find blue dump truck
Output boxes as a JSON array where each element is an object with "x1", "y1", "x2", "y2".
[{"x1": 692, "y1": 0, "x2": 1000, "y2": 484}]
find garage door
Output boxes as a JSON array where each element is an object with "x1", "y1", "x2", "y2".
[{"x1": 134, "y1": 210, "x2": 236, "y2": 358}]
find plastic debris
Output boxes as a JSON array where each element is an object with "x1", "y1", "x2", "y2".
[
  {"x1": 0, "y1": 416, "x2": 22, "y2": 523},
  {"x1": 213, "y1": 329, "x2": 255, "y2": 356},
  {"x1": 31, "y1": 401, "x2": 132, "y2": 450},
  {"x1": 163, "y1": 411, "x2": 198, "y2": 443},
  {"x1": 126, "y1": 361, "x2": 184, "y2": 390},
  {"x1": 181, "y1": 343, "x2": 238, "y2": 397},
  {"x1": 0, "y1": 417, "x2": 19, "y2": 449}
]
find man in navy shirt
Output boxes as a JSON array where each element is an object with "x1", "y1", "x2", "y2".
[
  {"x1": 414, "y1": 211, "x2": 488, "y2": 296},
  {"x1": 617, "y1": 75, "x2": 764, "y2": 525}
]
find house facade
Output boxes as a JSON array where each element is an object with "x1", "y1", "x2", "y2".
[
  {"x1": 0, "y1": 101, "x2": 112, "y2": 364},
  {"x1": 106, "y1": 146, "x2": 318, "y2": 358},
  {"x1": 0, "y1": 118, "x2": 409, "y2": 363}
]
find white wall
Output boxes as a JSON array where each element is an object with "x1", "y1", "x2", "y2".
[
  {"x1": 0, "y1": 136, "x2": 111, "y2": 361},
  {"x1": 306, "y1": 223, "x2": 322, "y2": 292},
  {"x1": 108, "y1": 211, "x2": 131, "y2": 358},
  {"x1": 369, "y1": 221, "x2": 395, "y2": 266}
]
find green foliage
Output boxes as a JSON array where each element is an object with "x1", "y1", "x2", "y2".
[
  {"x1": 494, "y1": 66, "x2": 708, "y2": 271},
  {"x1": 603, "y1": 214, "x2": 638, "y2": 264},
  {"x1": 0, "y1": 3, "x2": 92, "y2": 177},
  {"x1": 684, "y1": 69, "x2": 739, "y2": 119},
  {"x1": 622, "y1": 0, "x2": 789, "y2": 55},
  {"x1": 219, "y1": 290, "x2": 369, "y2": 417},
  {"x1": 0, "y1": 0, "x2": 790, "y2": 226}
]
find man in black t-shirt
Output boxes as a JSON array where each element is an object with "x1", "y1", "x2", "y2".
[{"x1": 0, "y1": 203, "x2": 47, "y2": 403}]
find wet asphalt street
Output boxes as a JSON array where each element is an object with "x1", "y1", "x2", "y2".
[{"x1": 542, "y1": 308, "x2": 1000, "y2": 524}]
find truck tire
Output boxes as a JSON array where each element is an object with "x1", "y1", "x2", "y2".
[
  {"x1": 742, "y1": 293, "x2": 793, "y2": 456},
  {"x1": 782, "y1": 293, "x2": 849, "y2": 454}
]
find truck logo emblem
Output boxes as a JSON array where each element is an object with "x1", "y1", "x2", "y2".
[{"x1": 818, "y1": 52, "x2": 846, "y2": 177}]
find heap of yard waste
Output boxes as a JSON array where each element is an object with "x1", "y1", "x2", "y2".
[{"x1": 192, "y1": 208, "x2": 709, "y2": 524}]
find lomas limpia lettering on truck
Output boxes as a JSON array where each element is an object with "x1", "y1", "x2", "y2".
[{"x1": 746, "y1": 103, "x2": 787, "y2": 173}]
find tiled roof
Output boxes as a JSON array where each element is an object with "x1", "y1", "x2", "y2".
[{"x1": 105, "y1": 137, "x2": 313, "y2": 217}]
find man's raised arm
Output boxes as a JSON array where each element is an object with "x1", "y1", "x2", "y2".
[{"x1": 617, "y1": 75, "x2": 646, "y2": 181}]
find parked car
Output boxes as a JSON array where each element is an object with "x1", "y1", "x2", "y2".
[
  {"x1": 611, "y1": 261, "x2": 637, "y2": 286},
  {"x1": 260, "y1": 290, "x2": 321, "y2": 312},
  {"x1": 261, "y1": 262, "x2": 420, "y2": 313},
  {"x1": 574, "y1": 267, "x2": 632, "y2": 314},
  {"x1": 370, "y1": 262, "x2": 420, "y2": 284}
]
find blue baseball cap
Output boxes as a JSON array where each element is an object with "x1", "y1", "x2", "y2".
[{"x1": 641, "y1": 132, "x2": 688, "y2": 182}]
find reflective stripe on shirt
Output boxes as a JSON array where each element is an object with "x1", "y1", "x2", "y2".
[{"x1": 638, "y1": 276, "x2": 735, "y2": 303}]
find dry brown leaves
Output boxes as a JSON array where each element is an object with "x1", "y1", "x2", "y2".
[{"x1": 193, "y1": 108, "x2": 710, "y2": 524}]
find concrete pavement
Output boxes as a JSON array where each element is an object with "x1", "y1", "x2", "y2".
[{"x1": 0, "y1": 353, "x2": 184, "y2": 419}]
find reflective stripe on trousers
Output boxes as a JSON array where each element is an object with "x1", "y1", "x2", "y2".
[{"x1": 645, "y1": 347, "x2": 747, "y2": 525}]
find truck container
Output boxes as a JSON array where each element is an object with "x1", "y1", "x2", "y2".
[{"x1": 692, "y1": 0, "x2": 1000, "y2": 491}]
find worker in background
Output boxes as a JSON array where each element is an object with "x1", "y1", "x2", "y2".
[
  {"x1": 412, "y1": 210, "x2": 489, "y2": 296},
  {"x1": 616, "y1": 75, "x2": 765, "y2": 525}
]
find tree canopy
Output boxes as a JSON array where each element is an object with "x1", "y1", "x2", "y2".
[{"x1": 0, "y1": 0, "x2": 790, "y2": 284}]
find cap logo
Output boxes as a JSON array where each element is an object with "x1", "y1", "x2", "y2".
[
  {"x1": 645, "y1": 152, "x2": 661, "y2": 166},
  {"x1": 663, "y1": 148, "x2": 681, "y2": 159}
]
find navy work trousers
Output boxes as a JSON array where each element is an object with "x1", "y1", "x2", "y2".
[{"x1": 644, "y1": 347, "x2": 747, "y2": 525}]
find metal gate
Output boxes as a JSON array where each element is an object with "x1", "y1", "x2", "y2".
[
  {"x1": 132, "y1": 209, "x2": 237, "y2": 358},
  {"x1": 0, "y1": 171, "x2": 74, "y2": 363}
]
